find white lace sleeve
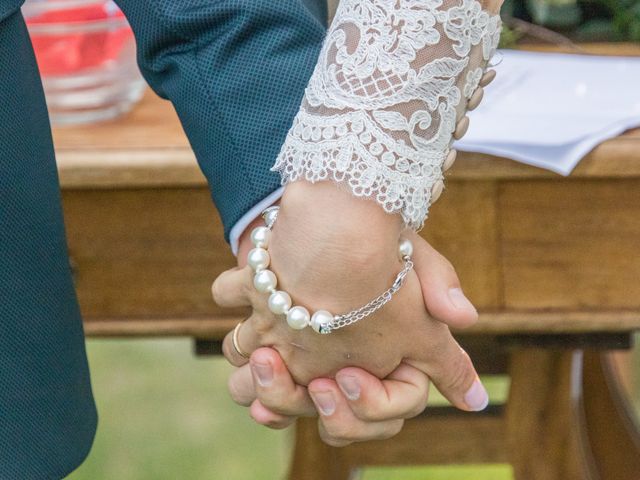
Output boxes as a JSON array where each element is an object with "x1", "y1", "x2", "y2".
[{"x1": 272, "y1": 0, "x2": 501, "y2": 230}]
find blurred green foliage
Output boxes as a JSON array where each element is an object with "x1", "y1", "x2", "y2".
[{"x1": 503, "y1": 0, "x2": 640, "y2": 42}]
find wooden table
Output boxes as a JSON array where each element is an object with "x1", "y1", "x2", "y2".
[{"x1": 54, "y1": 89, "x2": 640, "y2": 480}]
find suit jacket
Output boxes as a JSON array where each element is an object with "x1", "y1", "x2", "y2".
[{"x1": 0, "y1": 1, "x2": 326, "y2": 477}]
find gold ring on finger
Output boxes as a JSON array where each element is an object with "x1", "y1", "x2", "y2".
[{"x1": 232, "y1": 320, "x2": 251, "y2": 359}]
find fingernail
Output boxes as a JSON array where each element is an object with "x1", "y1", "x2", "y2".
[
  {"x1": 251, "y1": 361, "x2": 273, "y2": 387},
  {"x1": 464, "y1": 379, "x2": 489, "y2": 411},
  {"x1": 310, "y1": 391, "x2": 336, "y2": 416},
  {"x1": 448, "y1": 287, "x2": 477, "y2": 313},
  {"x1": 337, "y1": 375, "x2": 361, "y2": 401}
]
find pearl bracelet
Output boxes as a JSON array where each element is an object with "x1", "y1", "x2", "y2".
[{"x1": 246, "y1": 206, "x2": 414, "y2": 334}]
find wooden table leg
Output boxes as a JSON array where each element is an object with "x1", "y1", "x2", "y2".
[
  {"x1": 288, "y1": 418, "x2": 353, "y2": 480},
  {"x1": 506, "y1": 349, "x2": 597, "y2": 480},
  {"x1": 582, "y1": 352, "x2": 640, "y2": 480},
  {"x1": 289, "y1": 408, "x2": 507, "y2": 480}
]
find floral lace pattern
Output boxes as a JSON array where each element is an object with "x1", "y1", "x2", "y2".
[
  {"x1": 463, "y1": 67, "x2": 483, "y2": 98},
  {"x1": 272, "y1": 0, "x2": 501, "y2": 229}
]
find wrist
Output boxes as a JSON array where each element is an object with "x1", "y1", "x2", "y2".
[
  {"x1": 267, "y1": 181, "x2": 406, "y2": 312},
  {"x1": 278, "y1": 180, "x2": 403, "y2": 252}
]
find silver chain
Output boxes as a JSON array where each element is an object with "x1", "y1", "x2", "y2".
[{"x1": 322, "y1": 257, "x2": 414, "y2": 334}]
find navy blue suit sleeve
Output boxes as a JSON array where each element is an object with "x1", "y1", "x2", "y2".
[
  {"x1": 0, "y1": 10, "x2": 97, "y2": 478},
  {"x1": 114, "y1": 0, "x2": 327, "y2": 241}
]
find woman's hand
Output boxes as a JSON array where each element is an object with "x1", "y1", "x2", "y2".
[{"x1": 214, "y1": 181, "x2": 487, "y2": 443}]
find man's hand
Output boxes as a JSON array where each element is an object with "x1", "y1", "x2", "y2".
[{"x1": 213, "y1": 181, "x2": 487, "y2": 444}]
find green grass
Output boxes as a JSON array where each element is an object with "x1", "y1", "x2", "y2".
[
  {"x1": 68, "y1": 339, "x2": 290, "y2": 480},
  {"x1": 362, "y1": 465, "x2": 513, "y2": 480},
  {"x1": 68, "y1": 338, "x2": 640, "y2": 480}
]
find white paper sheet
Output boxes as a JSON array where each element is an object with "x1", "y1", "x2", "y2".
[{"x1": 455, "y1": 50, "x2": 640, "y2": 175}]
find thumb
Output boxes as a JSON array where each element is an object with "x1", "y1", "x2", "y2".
[{"x1": 409, "y1": 232, "x2": 478, "y2": 329}]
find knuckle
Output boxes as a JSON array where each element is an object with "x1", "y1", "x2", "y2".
[
  {"x1": 256, "y1": 383, "x2": 301, "y2": 415},
  {"x1": 355, "y1": 403, "x2": 384, "y2": 422},
  {"x1": 252, "y1": 315, "x2": 275, "y2": 336},
  {"x1": 257, "y1": 391, "x2": 288, "y2": 412},
  {"x1": 441, "y1": 258, "x2": 458, "y2": 279},
  {"x1": 250, "y1": 313, "x2": 284, "y2": 339}
]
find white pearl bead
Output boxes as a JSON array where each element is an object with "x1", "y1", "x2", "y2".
[
  {"x1": 268, "y1": 291, "x2": 292, "y2": 315},
  {"x1": 253, "y1": 270, "x2": 277, "y2": 293},
  {"x1": 286, "y1": 306, "x2": 310, "y2": 330},
  {"x1": 311, "y1": 310, "x2": 334, "y2": 333},
  {"x1": 247, "y1": 248, "x2": 270, "y2": 271},
  {"x1": 250, "y1": 226, "x2": 271, "y2": 248},
  {"x1": 398, "y1": 238, "x2": 413, "y2": 259}
]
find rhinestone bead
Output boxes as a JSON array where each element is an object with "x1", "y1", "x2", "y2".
[
  {"x1": 261, "y1": 207, "x2": 279, "y2": 227},
  {"x1": 311, "y1": 310, "x2": 334, "y2": 333}
]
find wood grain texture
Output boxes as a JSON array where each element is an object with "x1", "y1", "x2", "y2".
[
  {"x1": 81, "y1": 312, "x2": 640, "y2": 339},
  {"x1": 582, "y1": 353, "x2": 640, "y2": 480},
  {"x1": 61, "y1": 189, "x2": 242, "y2": 319},
  {"x1": 500, "y1": 180, "x2": 640, "y2": 310},
  {"x1": 62, "y1": 185, "x2": 640, "y2": 333},
  {"x1": 506, "y1": 349, "x2": 596, "y2": 480},
  {"x1": 421, "y1": 181, "x2": 501, "y2": 309},
  {"x1": 289, "y1": 413, "x2": 506, "y2": 480},
  {"x1": 61, "y1": 182, "x2": 504, "y2": 318}
]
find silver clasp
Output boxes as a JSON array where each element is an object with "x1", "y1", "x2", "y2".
[{"x1": 392, "y1": 269, "x2": 408, "y2": 291}]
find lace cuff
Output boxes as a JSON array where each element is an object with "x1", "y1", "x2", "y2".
[{"x1": 272, "y1": 0, "x2": 501, "y2": 230}]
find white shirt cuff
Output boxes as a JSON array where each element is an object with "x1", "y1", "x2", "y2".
[{"x1": 229, "y1": 187, "x2": 285, "y2": 256}]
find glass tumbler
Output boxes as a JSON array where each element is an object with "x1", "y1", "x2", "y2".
[{"x1": 23, "y1": 0, "x2": 145, "y2": 125}]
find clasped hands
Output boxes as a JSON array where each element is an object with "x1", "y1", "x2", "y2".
[{"x1": 212, "y1": 181, "x2": 488, "y2": 446}]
